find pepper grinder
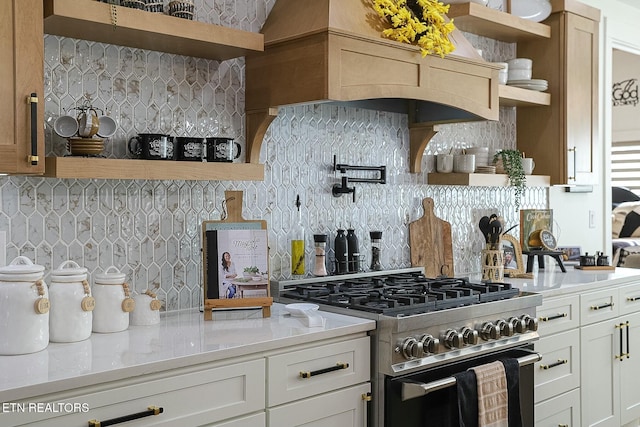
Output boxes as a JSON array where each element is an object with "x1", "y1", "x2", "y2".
[
  {"x1": 346, "y1": 229, "x2": 360, "y2": 273},
  {"x1": 370, "y1": 231, "x2": 383, "y2": 271},
  {"x1": 313, "y1": 234, "x2": 328, "y2": 276},
  {"x1": 334, "y1": 229, "x2": 348, "y2": 274}
]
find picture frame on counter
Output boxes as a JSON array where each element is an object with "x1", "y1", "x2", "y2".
[{"x1": 502, "y1": 234, "x2": 525, "y2": 277}]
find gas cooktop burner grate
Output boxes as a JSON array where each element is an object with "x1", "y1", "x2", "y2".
[{"x1": 280, "y1": 272, "x2": 521, "y2": 316}]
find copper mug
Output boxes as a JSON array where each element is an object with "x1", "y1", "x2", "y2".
[{"x1": 77, "y1": 109, "x2": 100, "y2": 138}]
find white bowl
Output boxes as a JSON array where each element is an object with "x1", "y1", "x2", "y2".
[
  {"x1": 97, "y1": 116, "x2": 117, "y2": 138},
  {"x1": 507, "y1": 58, "x2": 533, "y2": 70},
  {"x1": 442, "y1": 0, "x2": 488, "y2": 5},
  {"x1": 510, "y1": 0, "x2": 551, "y2": 23},
  {"x1": 53, "y1": 115, "x2": 79, "y2": 138},
  {"x1": 508, "y1": 69, "x2": 532, "y2": 81}
]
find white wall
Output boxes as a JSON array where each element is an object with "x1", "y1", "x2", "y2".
[{"x1": 549, "y1": 0, "x2": 640, "y2": 254}]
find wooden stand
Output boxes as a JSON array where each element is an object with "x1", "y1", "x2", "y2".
[
  {"x1": 523, "y1": 250, "x2": 567, "y2": 273},
  {"x1": 202, "y1": 190, "x2": 272, "y2": 320},
  {"x1": 481, "y1": 249, "x2": 504, "y2": 283}
]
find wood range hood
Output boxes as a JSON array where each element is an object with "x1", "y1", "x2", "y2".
[{"x1": 245, "y1": 0, "x2": 500, "y2": 173}]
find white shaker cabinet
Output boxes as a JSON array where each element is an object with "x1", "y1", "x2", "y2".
[{"x1": 580, "y1": 284, "x2": 640, "y2": 427}]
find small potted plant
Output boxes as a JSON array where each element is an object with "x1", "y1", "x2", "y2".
[
  {"x1": 243, "y1": 266, "x2": 260, "y2": 278},
  {"x1": 493, "y1": 149, "x2": 526, "y2": 209}
]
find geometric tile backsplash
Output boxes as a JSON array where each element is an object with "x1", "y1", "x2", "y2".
[{"x1": 0, "y1": 0, "x2": 548, "y2": 312}]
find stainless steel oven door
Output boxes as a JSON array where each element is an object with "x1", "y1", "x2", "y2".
[{"x1": 384, "y1": 346, "x2": 541, "y2": 427}]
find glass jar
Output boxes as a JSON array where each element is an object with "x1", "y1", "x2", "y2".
[
  {"x1": 313, "y1": 234, "x2": 328, "y2": 277},
  {"x1": 370, "y1": 231, "x2": 383, "y2": 271}
]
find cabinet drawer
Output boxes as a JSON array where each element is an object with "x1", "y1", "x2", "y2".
[
  {"x1": 580, "y1": 288, "x2": 619, "y2": 325},
  {"x1": 535, "y1": 388, "x2": 581, "y2": 427},
  {"x1": 267, "y1": 336, "x2": 370, "y2": 406},
  {"x1": 267, "y1": 382, "x2": 370, "y2": 427},
  {"x1": 8, "y1": 359, "x2": 266, "y2": 427},
  {"x1": 208, "y1": 412, "x2": 266, "y2": 427},
  {"x1": 538, "y1": 295, "x2": 580, "y2": 335},
  {"x1": 534, "y1": 329, "x2": 580, "y2": 403},
  {"x1": 619, "y1": 282, "x2": 640, "y2": 316}
]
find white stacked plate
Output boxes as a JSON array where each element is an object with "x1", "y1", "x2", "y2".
[
  {"x1": 465, "y1": 147, "x2": 490, "y2": 167},
  {"x1": 507, "y1": 79, "x2": 548, "y2": 92}
]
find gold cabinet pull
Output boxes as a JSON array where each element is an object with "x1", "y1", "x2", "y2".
[
  {"x1": 539, "y1": 313, "x2": 567, "y2": 322},
  {"x1": 88, "y1": 406, "x2": 163, "y2": 426},
  {"x1": 590, "y1": 302, "x2": 614, "y2": 311},
  {"x1": 540, "y1": 359, "x2": 568, "y2": 370}
]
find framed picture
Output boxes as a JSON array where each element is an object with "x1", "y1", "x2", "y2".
[{"x1": 502, "y1": 234, "x2": 525, "y2": 277}]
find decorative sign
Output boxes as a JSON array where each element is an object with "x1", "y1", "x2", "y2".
[{"x1": 540, "y1": 229, "x2": 558, "y2": 250}]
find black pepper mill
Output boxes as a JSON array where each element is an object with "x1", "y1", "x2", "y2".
[
  {"x1": 370, "y1": 231, "x2": 383, "y2": 271},
  {"x1": 346, "y1": 229, "x2": 360, "y2": 273},
  {"x1": 335, "y1": 229, "x2": 348, "y2": 274}
]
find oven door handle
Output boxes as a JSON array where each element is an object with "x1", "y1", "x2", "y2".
[{"x1": 400, "y1": 351, "x2": 542, "y2": 402}]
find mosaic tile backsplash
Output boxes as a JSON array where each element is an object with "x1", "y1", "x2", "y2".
[{"x1": 0, "y1": 1, "x2": 547, "y2": 311}]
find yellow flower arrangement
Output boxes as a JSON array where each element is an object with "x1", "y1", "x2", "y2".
[{"x1": 371, "y1": 0, "x2": 456, "y2": 58}]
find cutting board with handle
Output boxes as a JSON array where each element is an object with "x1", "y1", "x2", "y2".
[{"x1": 409, "y1": 198, "x2": 454, "y2": 278}]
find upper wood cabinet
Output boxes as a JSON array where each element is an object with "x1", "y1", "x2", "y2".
[
  {"x1": 516, "y1": 0, "x2": 600, "y2": 185},
  {"x1": 0, "y1": 0, "x2": 45, "y2": 175},
  {"x1": 42, "y1": 0, "x2": 265, "y2": 181}
]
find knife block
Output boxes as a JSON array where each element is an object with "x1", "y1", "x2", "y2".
[{"x1": 481, "y1": 248, "x2": 504, "y2": 283}]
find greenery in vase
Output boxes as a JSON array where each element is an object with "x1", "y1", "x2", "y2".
[
  {"x1": 243, "y1": 266, "x2": 260, "y2": 275},
  {"x1": 494, "y1": 149, "x2": 526, "y2": 210}
]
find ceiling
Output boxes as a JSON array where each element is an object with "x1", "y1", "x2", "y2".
[{"x1": 617, "y1": 0, "x2": 640, "y2": 9}]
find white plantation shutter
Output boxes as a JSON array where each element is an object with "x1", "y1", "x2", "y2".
[{"x1": 612, "y1": 140, "x2": 640, "y2": 193}]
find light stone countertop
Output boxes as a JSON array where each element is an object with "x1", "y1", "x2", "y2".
[
  {"x1": 507, "y1": 265, "x2": 640, "y2": 298},
  {"x1": 0, "y1": 303, "x2": 375, "y2": 402}
]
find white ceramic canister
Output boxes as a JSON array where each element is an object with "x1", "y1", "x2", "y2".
[
  {"x1": 0, "y1": 256, "x2": 49, "y2": 355},
  {"x1": 130, "y1": 290, "x2": 161, "y2": 326},
  {"x1": 92, "y1": 266, "x2": 135, "y2": 333},
  {"x1": 49, "y1": 260, "x2": 94, "y2": 342}
]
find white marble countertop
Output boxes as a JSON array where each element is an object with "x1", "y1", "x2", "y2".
[
  {"x1": 507, "y1": 265, "x2": 640, "y2": 298},
  {"x1": 0, "y1": 303, "x2": 375, "y2": 402}
]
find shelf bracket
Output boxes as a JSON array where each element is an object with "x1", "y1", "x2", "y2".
[
  {"x1": 246, "y1": 107, "x2": 279, "y2": 164},
  {"x1": 409, "y1": 123, "x2": 441, "y2": 174}
]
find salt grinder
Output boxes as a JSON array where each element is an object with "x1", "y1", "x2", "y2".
[{"x1": 313, "y1": 234, "x2": 328, "y2": 276}]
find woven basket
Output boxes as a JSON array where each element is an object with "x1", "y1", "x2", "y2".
[{"x1": 481, "y1": 249, "x2": 504, "y2": 283}]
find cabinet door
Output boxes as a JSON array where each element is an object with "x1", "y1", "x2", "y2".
[
  {"x1": 581, "y1": 320, "x2": 619, "y2": 427},
  {"x1": 621, "y1": 311, "x2": 640, "y2": 424},
  {"x1": 564, "y1": 12, "x2": 599, "y2": 185},
  {"x1": 267, "y1": 383, "x2": 370, "y2": 427},
  {"x1": 0, "y1": 0, "x2": 44, "y2": 174},
  {"x1": 534, "y1": 329, "x2": 580, "y2": 403},
  {"x1": 535, "y1": 388, "x2": 581, "y2": 427}
]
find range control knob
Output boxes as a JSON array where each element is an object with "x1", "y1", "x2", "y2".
[
  {"x1": 497, "y1": 319, "x2": 514, "y2": 337},
  {"x1": 418, "y1": 334, "x2": 440, "y2": 355},
  {"x1": 400, "y1": 337, "x2": 422, "y2": 360},
  {"x1": 443, "y1": 329, "x2": 463, "y2": 349},
  {"x1": 461, "y1": 327, "x2": 479, "y2": 345},
  {"x1": 521, "y1": 314, "x2": 539, "y2": 332},
  {"x1": 480, "y1": 321, "x2": 500, "y2": 340},
  {"x1": 509, "y1": 316, "x2": 527, "y2": 334}
]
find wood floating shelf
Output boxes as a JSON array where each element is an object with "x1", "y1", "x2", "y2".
[
  {"x1": 446, "y1": 3, "x2": 551, "y2": 42},
  {"x1": 427, "y1": 172, "x2": 550, "y2": 187},
  {"x1": 499, "y1": 85, "x2": 551, "y2": 107},
  {"x1": 43, "y1": 0, "x2": 264, "y2": 61},
  {"x1": 44, "y1": 157, "x2": 264, "y2": 181}
]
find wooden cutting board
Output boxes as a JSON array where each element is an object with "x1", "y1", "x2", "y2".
[{"x1": 409, "y1": 198, "x2": 454, "y2": 278}]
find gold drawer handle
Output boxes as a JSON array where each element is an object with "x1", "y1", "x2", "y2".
[
  {"x1": 539, "y1": 313, "x2": 568, "y2": 322},
  {"x1": 590, "y1": 302, "x2": 614, "y2": 311},
  {"x1": 300, "y1": 362, "x2": 349, "y2": 379}
]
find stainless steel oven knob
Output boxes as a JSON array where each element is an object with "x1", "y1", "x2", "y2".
[
  {"x1": 509, "y1": 316, "x2": 527, "y2": 334},
  {"x1": 443, "y1": 329, "x2": 463, "y2": 349},
  {"x1": 400, "y1": 337, "x2": 422, "y2": 360},
  {"x1": 480, "y1": 321, "x2": 499, "y2": 340},
  {"x1": 461, "y1": 327, "x2": 479, "y2": 345},
  {"x1": 418, "y1": 334, "x2": 440, "y2": 354},
  {"x1": 496, "y1": 319, "x2": 514, "y2": 337},
  {"x1": 521, "y1": 314, "x2": 539, "y2": 332}
]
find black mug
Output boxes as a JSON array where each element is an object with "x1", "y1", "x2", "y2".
[
  {"x1": 128, "y1": 133, "x2": 174, "y2": 160},
  {"x1": 175, "y1": 137, "x2": 205, "y2": 161},
  {"x1": 205, "y1": 137, "x2": 241, "y2": 162}
]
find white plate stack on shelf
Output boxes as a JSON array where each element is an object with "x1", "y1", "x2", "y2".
[
  {"x1": 506, "y1": 58, "x2": 548, "y2": 92},
  {"x1": 466, "y1": 147, "x2": 495, "y2": 173}
]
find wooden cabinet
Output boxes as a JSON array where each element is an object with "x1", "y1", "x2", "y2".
[
  {"x1": 516, "y1": 1, "x2": 600, "y2": 185},
  {"x1": 0, "y1": 0, "x2": 45, "y2": 175},
  {"x1": 580, "y1": 284, "x2": 640, "y2": 427},
  {"x1": 42, "y1": 0, "x2": 265, "y2": 181}
]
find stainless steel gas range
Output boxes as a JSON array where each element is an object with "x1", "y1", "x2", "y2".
[{"x1": 272, "y1": 267, "x2": 543, "y2": 427}]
